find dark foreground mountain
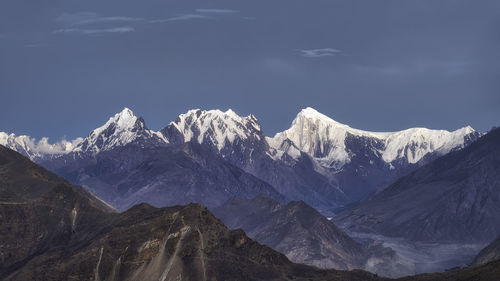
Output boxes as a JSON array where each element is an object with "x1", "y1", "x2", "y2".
[
  {"x1": 472, "y1": 235, "x2": 500, "y2": 266},
  {"x1": 2, "y1": 145, "x2": 500, "y2": 281},
  {"x1": 0, "y1": 145, "x2": 116, "y2": 277},
  {"x1": 338, "y1": 127, "x2": 500, "y2": 243},
  {"x1": 399, "y1": 260, "x2": 500, "y2": 281}
]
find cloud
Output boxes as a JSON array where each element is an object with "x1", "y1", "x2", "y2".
[
  {"x1": 150, "y1": 8, "x2": 240, "y2": 23},
  {"x1": 53, "y1": 27, "x2": 135, "y2": 35},
  {"x1": 150, "y1": 14, "x2": 212, "y2": 23},
  {"x1": 56, "y1": 12, "x2": 97, "y2": 25},
  {"x1": 299, "y1": 48, "x2": 343, "y2": 58},
  {"x1": 56, "y1": 12, "x2": 143, "y2": 26},
  {"x1": 195, "y1": 9, "x2": 239, "y2": 14},
  {"x1": 74, "y1": 16, "x2": 143, "y2": 25}
]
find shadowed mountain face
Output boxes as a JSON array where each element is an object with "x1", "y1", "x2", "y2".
[
  {"x1": 338, "y1": 128, "x2": 500, "y2": 244},
  {"x1": 473, "y1": 235, "x2": 500, "y2": 266},
  {"x1": 42, "y1": 142, "x2": 283, "y2": 211},
  {"x1": 213, "y1": 196, "x2": 367, "y2": 270},
  {"x1": 0, "y1": 145, "x2": 116, "y2": 277},
  {"x1": 212, "y1": 196, "x2": 419, "y2": 278}
]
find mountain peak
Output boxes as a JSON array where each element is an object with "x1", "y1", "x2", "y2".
[
  {"x1": 163, "y1": 108, "x2": 264, "y2": 151},
  {"x1": 296, "y1": 107, "x2": 346, "y2": 126},
  {"x1": 74, "y1": 107, "x2": 162, "y2": 154},
  {"x1": 270, "y1": 108, "x2": 481, "y2": 168},
  {"x1": 117, "y1": 107, "x2": 135, "y2": 118}
]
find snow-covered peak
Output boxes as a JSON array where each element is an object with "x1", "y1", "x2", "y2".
[
  {"x1": 296, "y1": 107, "x2": 347, "y2": 127},
  {"x1": 380, "y1": 127, "x2": 477, "y2": 164},
  {"x1": 163, "y1": 109, "x2": 263, "y2": 151},
  {"x1": 0, "y1": 132, "x2": 81, "y2": 160},
  {"x1": 269, "y1": 108, "x2": 480, "y2": 167},
  {"x1": 75, "y1": 107, "x2": 164, "y2": 154},
  {"x1": 91, "y1": 107, "x2": 137, "y2": 136}
]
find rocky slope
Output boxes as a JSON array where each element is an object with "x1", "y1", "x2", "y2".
[
  {"x1": 337, "y1": 127, "x2": 500, "y2": 243},
  {"x1": 213, "y1": 195, "x2": 367, "y2": 270},
  {"x1": 472, "y1": 235, "x2": 500, "y2": 266},
  {"x1": 0, "y1": 145, "x2": 116, "y2": 277},
  {"x1": 213, "y1": 195, "x2": 418, "y2": 278}
]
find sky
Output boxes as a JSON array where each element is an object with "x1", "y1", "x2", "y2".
[{"x1": 0, "y1": 0, "x2": 499, "y2": 141}]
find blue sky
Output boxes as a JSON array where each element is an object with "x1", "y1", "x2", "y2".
[{"x1": 1, "y1": 0, "x2": 499, "y2": 140}]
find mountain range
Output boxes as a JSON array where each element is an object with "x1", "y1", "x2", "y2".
[
  {"x1": 337, "y1": 127, "x2": 500, "y2": 244},
  {"x1": 3, "y1": 107, "x2": 496, "y2": 277},
  {"x1": 0, "y1": 107, "x2": 480, "y2": 215},
  {"x1": 0, "y1": 145, "x2": 381, "y2": 281},
  {"x1": 1, "y1": 142, "x2": 500, "y2": 280}
]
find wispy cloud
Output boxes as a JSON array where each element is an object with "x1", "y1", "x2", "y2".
[
  {"x1": 151, "y1": 8, "x2": 241, "y2": 24},
  {"x1": 150, "y1": 14, "x2": 212, "y2": 23},
  {"x1": 56, "y1": 12, "x2": 143, "y2": 26},
  {"x1": 74, "y1": 16, "x2": 143, "y2": 25},
  {"x1": 195, "y1": 8, "x2": 239, "y2": 14},
  {"x1": 53, "y1": 27, "x2": 135, "y2": 35},
  {"x1": 299, "y1": 48, "x2": 343, "y2": 58}
]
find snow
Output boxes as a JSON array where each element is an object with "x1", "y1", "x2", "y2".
[
  {"x1": 1, "y1": 106, "x2": 478, "y2": 166},
  {"x1": 169, "y1": 109, "x2": 262, "y2": 151},
  {"x1": 1, "y1": 107, "x2": 162, "y2": 159},
  {"x1": 269, "y1": 107, "x2": 478, "y2": 168},
  {"x1": 381, "y1": 127, "x2": 475, "y2": 164},
  {"x1": 73, "y1": 107, "x2": 163, "y2": 154},
  {"x1": 0, "y1": 131, "x2": 81, "y2": 159}
]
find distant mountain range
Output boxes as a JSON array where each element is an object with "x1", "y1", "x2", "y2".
[
  {"x1": 337, "y1": 127, "x2": 500, "y2": 243},
  {"x1": 0, "y1": 107, "x2": 480, "y2": 215}
]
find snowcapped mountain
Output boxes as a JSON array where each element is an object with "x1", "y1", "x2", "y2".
[
  {"x1": 162, "y1": 109, "x2": 264, "y2": 150},
  {"x1": 269, "y1": 107, "x2": 479, "y2": 169},
  {"x1": 0, "y1": 108, "x2": 166, "y2": 161},
  {"x1": 0, "y1": 132, "x2": 81, "y2": 160},
  {"x1": 161, "y1": 109, "x2": 269, "y2": 170},
  {"x1": 1, "y1": 106, "x2": 481, "y2": 214},
  {"x1": 337, "y1": 127, "x2": 500, "y2": 244},
  {"x1": 74, "y1": 107, "x2": 166, "y2": 155}
]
